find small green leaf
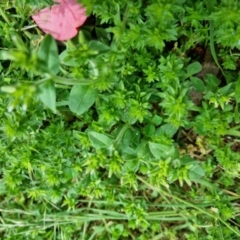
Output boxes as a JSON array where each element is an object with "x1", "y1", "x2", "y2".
[
  {"x1": 59, "y1": 50, "x2": 80, "y2": 67},
  {"x1": 122, "y1": 128, "x2": 141, "y2": 148},
  {"x1": 219, "y1": 83, "x2": 233, "y2": 95},
  {"x1": 190, "y1": 76, "x2": 205, "y2": 92},
  {"x1": 143, "y1": 123, "x2": 155, "y2": 137},
  {"x1": 151, "y1": 115, "x2": 163, "y2": 126},
  {"x1": 88, "y1": 131, "x2": 113, "y2": 149},
  {"x1": 95, "y1": 27, "x2": 110, "y2": 42},
  {"x1": 89, "y1": 40, "x2": 110, "y2": 54},
  {"x1": 189, "y1": 165, "x2": 205, "y2": 180},
  {"x1": 38, "y1": 35, "x2": 59, "y2": 75},
  {"x1": 205, "y1": 74, "x2": 220, "y2": 91},
  {"x1": 187, "y1": 62, "x2": 202, "y2": 76},
  {"x1": 38, "y1": 80, "x2": 56, "y2": 113},
  {"x1": 226, "y1": 128, "x2": 240, "y2": 137},
  {"x1": 148, "y1": 142, "x2": 175, "y2": 159},
  {"x1": 122, "y1": 147, "x2": 137, "y2": 161},
  {"x1": 156, "y1": 124, "x2": 178, "y2": 138},
  {"x1": 69, "y1": 85, "x2": 97, "y2": 115}
]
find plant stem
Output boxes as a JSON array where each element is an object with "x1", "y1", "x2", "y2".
[{"x1": 137, "y1": 176, "x2": 240, "y2": 237}]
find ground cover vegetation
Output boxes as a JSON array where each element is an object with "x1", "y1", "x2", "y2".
[{"x1": 0, "y1": 0, "x2": 240, "y2": 239}]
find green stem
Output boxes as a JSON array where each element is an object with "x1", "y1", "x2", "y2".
[
  {"x1": 209, "y1": 21, "x2": 225, "y2": 76},
  {"x1": 137, "y1": 176, "x2": 240, "y2": 237}
]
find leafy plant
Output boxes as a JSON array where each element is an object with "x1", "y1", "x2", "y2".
[{"x1": 0, "y1": 0, "x2": 240, "y2": 239}]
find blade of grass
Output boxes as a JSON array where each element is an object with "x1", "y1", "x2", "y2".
[
  {"x1": 137, "y1": 176, "x2": 240, "y2": 237},
  {"x1": 209, "y1": 21, "x2": 225, "y2": 77}
]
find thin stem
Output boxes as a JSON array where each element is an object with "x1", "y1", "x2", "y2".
[{"x1": 137, "y1": 176, "x2": 240, "y2": 237}]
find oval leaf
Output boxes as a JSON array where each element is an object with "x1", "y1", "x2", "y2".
[
  {"x1": 38, "y1": 80, "x2": 56, "y2": 113},
  {"x1": 69, "y1": 85, "x2": 97, "y2": 115},
  {"x1": 59, "y1": 50, "x2": 80, "y2": 67},
  {"x1": 88, "y1": 131, "x2": 113, "y2": 149},
  {"x1": 190, "y1": 76, "x2": 205, "y2": 92},
  {"x1": 148, "y1": 142, "x2": 175, "y2": 159},
  {"x1": 187, "y1": 62, "x2": 202, "y2": 76},
  {"x1": 38, "y1": 35, "x2": 59, "y2": 75}
]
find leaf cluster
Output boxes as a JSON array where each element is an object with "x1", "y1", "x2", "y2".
[{"x1": 0, "y1": 0, "x2": 240, "y2": 239}]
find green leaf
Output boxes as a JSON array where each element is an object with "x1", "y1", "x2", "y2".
[
  {"x1": 148, "y1": 142, "x2": 175, "y2": 159},
  {"x1": 187, "y1": 62, "x2": 202, "y2": 76},
  {"x1": 156, "y1": 124, "x2": 178, "y2": 138},
  {"x1": 209, "y1": 21, "x2": 225, "y2": 76},
  {"x1": 122, "y1": 128, "x2": 141, "y2": 148},
  {"x1": 89, "y1": 40, "x2": 110, "y2": 54},
  {"x1": 88, "y1": 131, "x2": 113, "y2": 149},
  {"x1": 235, "y1": 75, "x2": 240, "y2": 103},
  {"x1": 143, "y1": 123, "x2": 155, "y2": 137},
  {"x1": 190, "y1": 76, "x2": 205, "y2": 92},
  {"x1": 219, "y1": 83, "x2": 233, "y2": 95},
  {"x1": 205, "y1": 74, "x2": 220, "y2": 91},
  {"x1": 226, "y1": 128, "x2": 240, "y2": 137},
  {"x1": 38, "y1": 80, "x2": 56, "y2": 113},
  {"x1": 189, "y1": 165, "x2": 205, "y2": 180},
  {"x1": 69, "y1": 85, "x2": 97, "y2": 115},
  {"x1": 59, "y1": 50, "x2": 80, "y2": 67},
  {"x1": 37, "y1": 35, "x2": 59, "y2": 75},
  {"x1": 122, "y1": 147, "x2": 137, "y2": 161},
  {"x1": 151, "y1": 115, "x2": 163, "y2": 126},
  {"x1": 191, "y1": 178, "x2": 217, "y2": 191},
  {"x1": 95, "y1": 27, "x2": 110, "y2": 42}
]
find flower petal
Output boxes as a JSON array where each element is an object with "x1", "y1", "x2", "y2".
[{"x1": 32, "y1": 0, "x2": 87, "y2": 41}]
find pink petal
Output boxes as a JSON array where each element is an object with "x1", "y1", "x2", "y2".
[
  {"x1": 61, "y1": 0, "x2": 87, "y2": 27},
  {"x1": 32, "y1": 0, "x2": 87, "y2": 41}
]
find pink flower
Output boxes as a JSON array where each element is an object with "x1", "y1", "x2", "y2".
[{"x1": 32, "y1": 0, "x2": 87, "y2": 41}]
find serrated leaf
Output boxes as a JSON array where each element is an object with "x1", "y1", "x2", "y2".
[
  {"x1": 88, "y1": 131, "x2": 113, "y2": 149},
  {"x1": 38, "y1": 35, "x2": 59, "y2": 75},
  {"x1": 38, "y1": 80, "x2": 56, "y2": 113},
  {"x1": 69, "y1": 85, "x2": 97, "y2": 115}
]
